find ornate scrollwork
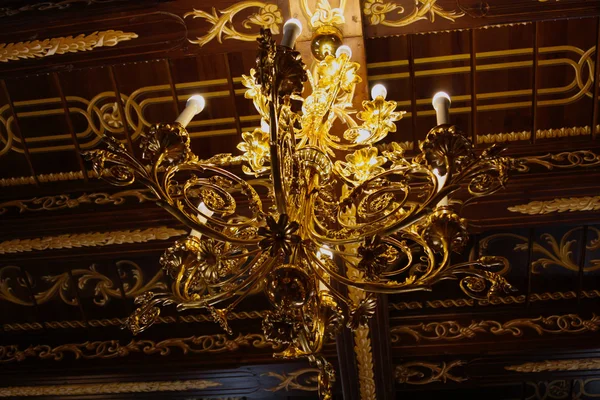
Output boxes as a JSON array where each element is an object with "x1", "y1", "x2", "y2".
[
  {"x1": 395, "y1": 360, "x2": 467, "y2": 384},
  {"x1": 264, "y1": 368, "x2": 320, "y2": 392},
  {"x1": 362, "y1": 0, "x2": 465, "y2": 27},
  {"x1": 86, "y1": 28, "x2": 516, "y2": 400},
  {"x1": 506, "y1": 358, "x2": 600, "y2": 373}
]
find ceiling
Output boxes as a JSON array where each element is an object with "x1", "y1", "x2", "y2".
[{"x1": 1, "y1": 0, "x2": 600, "y2": 399}]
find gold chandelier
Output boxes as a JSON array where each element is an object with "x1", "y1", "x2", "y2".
[{"x1": 86, "y1": 19, "x2": 516, "y2": 399}]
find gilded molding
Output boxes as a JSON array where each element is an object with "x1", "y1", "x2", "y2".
[
  {"x1": 264, "y1": 368, "x2": 319, "y2": 392},
  {"x1": 0, "y1": 171, "x2": 97, "y2": 187},
  {"x1": 0, "y1": 0, "x2": 126, "y2": 17},
  {"x1": 3, "y1": 310, "x2": 269, "y2": 332},
  {"x1": 0, "y1": 333, "x2": 278, "y2": 363},
  {"x1": 390, "y1": 314, "x2": 600, "y2": 343},
  {"x1": 508, "y1": 196, "x2": 600, "y2": 215},
  {"x1": 362, "y1": 0, "x2": 464, "y2": 27},
  {"x1": 0, "y1": 189, "x2": 155, "y2": 215},
  {"x1": 0, "y1": 226, "x2": 186, "y2": 255},
  {"x1": 0, "y1": 380, "x2": 221, "y2": 397},
  {"x1": 184, "y1": 2, "x2": 283, "y2": 47},
  {"x1": 505, "y1": 358, "x2": 600, "y2": 373},
  {"x1": 476, "y1": 126, "x2": 593, "y2": 145},
  {"x1": 476, "y1": 130, "x2": 530, "y2": 144},
  {"x1": 389, "y1": 301, "x2": 423, "y2": 311},
  {"x1": 0, "y1": 30, "x2": 138, "y2": 63},
  {"x1": 395, "y1": 360, "x2": 467, "y2": 385}
]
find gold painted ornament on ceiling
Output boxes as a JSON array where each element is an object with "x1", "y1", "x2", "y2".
[{"x1": 86, "y1": 18, "x2": 517, "y2": 400}]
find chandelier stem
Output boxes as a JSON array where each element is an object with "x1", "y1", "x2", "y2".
[{"x1": 269, "y1": 87, "x2": 287, "y2": 215}]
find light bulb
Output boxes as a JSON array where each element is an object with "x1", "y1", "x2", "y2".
[
  {"x1": 175, "y1": 94, "x2": 205, "y2": 128},
  {"x1": 281, "y1": 19, "x2": 302, "y2": 48},
  {"x1": 370, "y1": 84, "x2": 387, "y2": 100},
  {"x1": 190, "y1": 201, "x2": 214, "y2": 238},
  {"x1": 432, "y1": 168, "x2": 448, "y2": 206},
  {"x1": 432, "y1": 91, "x2": 451, "y2": 125},
  {"x1": 335, "y1": 45, "x2": 352, "y2": 58},
  {"x1": 317, "y1": 245, "x2": 333, "y2": 260}
]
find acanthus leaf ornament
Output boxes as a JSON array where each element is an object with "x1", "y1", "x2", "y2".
[
  {"x1": 86, "y1": 23, "x2": 516, "y2": 400},
  {"x1": 362, "y1": 0, "x2": 465, "y2": 27}
]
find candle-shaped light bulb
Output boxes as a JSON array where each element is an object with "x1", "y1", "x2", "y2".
[
  {"x1": 335, "y1": 45, "x2": 352, "y2": 58},
  {"x1": 370, "y1": 84, "x2": 387, "y2": 100},
  {"x1": 176, "y1": 94, "x2": 205, "y2": 128},
  {"x1": 432, "y1": 91, "x2": 451, "y2": 125},
  {"x1": 432, "y1": 168, "x2": 449, "y2": 207},
  {"x1": 281, "y1": 19, "x2": 302, "y2": 48},
  {"x1": 190, "y1": 201, "x2": 214, "y2": 238}
]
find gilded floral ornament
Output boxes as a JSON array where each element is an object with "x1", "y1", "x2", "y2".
[
  {"x1": 185, "y1": 2, "x2": 283, "y2": 47},
  {"x1": 304, "y1": 0, "x2": 346, "y2": 30},
  {"x1": 362, "y1": 0, "x2": 465, "y2": 27},
  {"x1": 336, "y1": 147, "x2": 387, "y2": 183},
  {"x1": 237, "y1": 128, "x2": 271, "y2": 175}
]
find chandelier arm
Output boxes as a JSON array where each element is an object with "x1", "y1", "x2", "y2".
[
  {"x1": 269, "y1": 79, "x2": 287, "y2": 215},
  {"x1": 203, "y1": 251, "x2": 265, "y2": 291},
  {"x1": 378, "y1": 236, "x2": 414, "y2": 277},
  {"x1": 299, "y1": 247, "x2": 353, "y2": 308}
]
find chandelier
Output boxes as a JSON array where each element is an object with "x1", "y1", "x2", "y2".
[{"x1": 86, "y1": 19, "x2": 515, "y2": 399}]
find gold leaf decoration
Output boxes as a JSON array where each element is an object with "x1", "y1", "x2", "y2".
[
  {"x1": 390, "y1": 314, "x2": 600, "y2": 343},
  {"x1": 300, "y1": 0, "x2": 346, "y2": 30},
  {"x1": 264, "y1": 368, "x2": 320, "y2": 392},
  {"x1": 0, "y1": 30, "x2": 138, "y2": 63},
  {"x1": 184, "y1": 2, "x2": 283, "y2": 47},
  {"x1": 0, "y1": 333, "x2": 279, "y2": 363},
  {"x1": 0, "y1": 227, "x2": 186, "y2": 255},
  {"x1": 0, "y1": 380, "x2": 221, "y2": 397},
  {"x1": 516, "y1": 150, "x2": 600, "y2": 172},
  {"x1": 476, "y1": 130, "x2": 531, "y2": 144},
  {"x1": 362, "y1": 0, "x2": 464, "y2": 27},
  {"x1": 507, "y1": 196, "x2": 600, "y2": 215},
  {"x1": 506, "y1": 358, "x2": 600, "y2": 373},
  {"x1": 395, "y1": 360, "x2": 467, "y2": 384},
  {"x1": 0, "y1": 171, "x2": 97, "y2": 187},
  {"x1": 0, "y1": 189, "x2": 156, "y2": 215}
]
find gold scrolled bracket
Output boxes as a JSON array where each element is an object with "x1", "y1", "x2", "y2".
[{"x1": 362, "y1": 0, "x2": 465, "y2": 27}]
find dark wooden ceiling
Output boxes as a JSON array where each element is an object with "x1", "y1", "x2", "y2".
[{"x1": 1, "y1": 0, "x2": 600, "y2": 399}]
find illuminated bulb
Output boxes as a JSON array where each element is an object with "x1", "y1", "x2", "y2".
[
  {"x1": 317, "y1": 245, "x2": 333, "y2": 260},
  {"x1": 190, "y1": 202, "x2": 214, "y2": 238},
  {"x1": 176, "y1": 95, "x2": 205, "y2": 128},
  {"x1": 432, "y1": 91, "x2": 451, "y2": 125},
  {"x1": 260, "y1": 118, "x2": 270, "y2": 133},
  {"x1": 370, "y1": 84, "x2": 387, "y2": 100},
  {"x1": 356, "y1": 128, "x2": 371, "y2": 143},
  {"x1": 432, "y1": 168, "x2": 448, "y2": 207},
  {"x1": 281, "y1": 19, "x2": 302, "y2": 48},
  {"x1": 335, "y1": 45, "x2": 352, "y2": 58}
]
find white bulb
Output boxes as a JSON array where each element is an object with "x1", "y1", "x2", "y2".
[
  {"x1": 281, "y1": 19, "x2": 302, "y2": 48},
  {"x1": 432, "y1": 91, "x2": 451, "y2": 107},
  {"x1": 190, "y1": 201, "x2": 214, "y2": 238},
  {"x1": 370, "y1": 84, "x2": 387, "y2": 100},
  {"x1": 432, "y1": 91, "x2": 451, "y2": 125},
  {"x1": 317, "y1": 245, "x2": 333, "y2": 260},
  {"x1": 260, "y1": 119, "x2": 270, "y2": 133},
  {"x1": 187, "y1": 95, "x2": 206, "y2": 113},
  {"x1": 335, "y1": 45, "x2": 352, "y2": 58},
  {"x1": 356, "y1": 128, "x2": 371, "y2": 143}
]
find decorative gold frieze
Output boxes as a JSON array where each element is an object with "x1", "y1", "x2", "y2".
[
  {"x1": 0, "y1": 189, "x2": 155, "y2": 215},
  {"x1": 0, "y1": 380, "x2": 221, "y2": 397},
  {"x1": 516, "y1": 150, "x2": 600, "y2": 172},
  {"x1": 395, "y1": 360, "x2": 467, "y2": 385},
  {"x1": 0, "y1": 226, "x2": 186, "y2": 255},
  {"x1": 508, "y1": 196, "x2": 600, "y2": 215},
  {"x1": 476, "y1": 130, "x2": 530, "y2": 144},
  {"x1": 264, "y1": 368, "x2": 320, "y2": 392},
  {"x1": 390, "y1": 314, "x2": 600, "y2": 343},
  {"x1": 506, "y1": 358, "x2": 600, "y2": 373},
  {"x1": 184, "y1": 2, "x2": 283, "y2": 47},
  {"x1": 362, "y1": 0, "x2": 464, "y2": 27},
  {"x1": 0, "y1": 333, "x2": 278, "y2": 363},
  {"x1": 477, "y1": 126, "x2": 594, "y2": 145},
  {"x1": 0, "y1": 30, "x2": 138, "y2": 63}
]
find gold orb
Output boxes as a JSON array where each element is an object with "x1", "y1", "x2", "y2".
[{"x1": 310, "y1": 26, "x2": 343, "y2": 61}]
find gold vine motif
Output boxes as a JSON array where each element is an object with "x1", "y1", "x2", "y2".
[
  {"x1": 395, "y1": 360, "x2": 467, "y2": 385},
  {"x1": 508, "y1": 196, "x2": 600, "y2": 215},
  {"x1": 0, "y1": 189, "x2": 155, "y2": 215},
  {"x1": 0, "y1": 380, "x2": 221, "y2": 397},
  {"x1": 0, "y1": 333, "x2": 279, "y2": 363},
  {"x1": 0, "y1": 226, "x2": 186, "y2": 255},
  {"x1": 0, "y1": 30, "x2": 138, "y2": 63},
  {"x1": 390, "y1": 314, "x2": 600, "y2": 343},
  {"x1": 0, "y1": 171, "x2": 97, "y2": 187},
  {"x1": 506, "y1": 358, "x2": 600, "y2": 373},
  {"x1": 184, "y1": 2, "x2": 283, "y2": 47},
  {"x1": 516, "y1": 150, "x2": 600, "y2": 172},
  {"x1": 0, "y1": 261, "x2": 166, "y2": 307},
  {"x1": 264, "y1": 368, "x2": 320, "y2": 392},
  {"x1": 2, "y1": 310, "x2": 269, "y2": 332},
  {"x1": 362, "y1": 0, "x2": 465, "y2": 27}
]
